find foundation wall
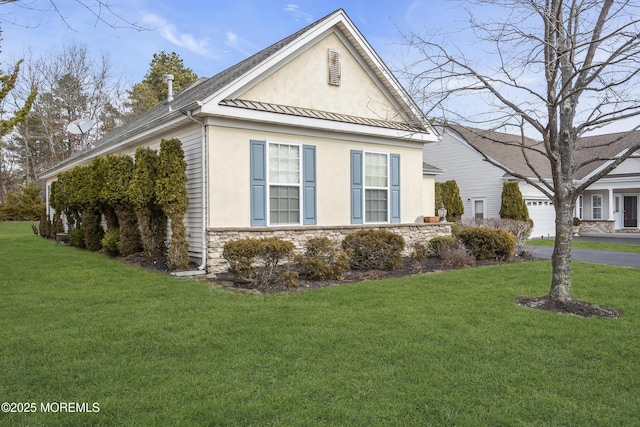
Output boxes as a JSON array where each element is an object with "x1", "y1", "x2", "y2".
[{"x1": 207, "y1": 223, "x2": 452, "y2": 273}]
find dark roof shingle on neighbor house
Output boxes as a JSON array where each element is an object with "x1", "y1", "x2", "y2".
[{"x1": 447, "y1": 125, "x2": 640, "y2": 181}]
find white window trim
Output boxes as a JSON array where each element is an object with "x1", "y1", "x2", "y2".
[
  {"x1": 266, "y1": 141, "x2": 303, "y2": 226},
  {"x1": 471, "y1": 197, "x2": 487, "y2": 219},
  {"x1": 363, "y1": 150, "x2": 390, "y2": 224},
  {"x1": 592, "y1": 194, "x2": 603, "y2": 220}
]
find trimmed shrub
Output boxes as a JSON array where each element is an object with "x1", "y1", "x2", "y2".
[
  {"x1": 435, "y1": 180, "x2": 464, "y2": 222},
  {"x1": 463, "y1": 218, "x2": 532, "y2": 255},
  {"x1": 116, "y1": 206, "x2": 141, "y2": 256},
  {"x1": 281, "y1": 271, "x2": 300, "y2": 288},
  {"x1": 129, "y1": 147, "x2": 167, "y2": 258},
  {"x1": 297, "y1": 237, "x2": 349, "y2": 280},
  {"x1": 82, "y1": 207, "x2": 104, "y2": 251},
  {"x1": 341, "y1": 229, "x2": 405, "y2": 271},
  {"x1": 222, "y1": 238, "x2": 262, "y2": 279},
  {"x1": 223, "y1": 237, "x2": 295, "y2": 286},
  {"x1": 99, "y1": 155, "x2": 141, "y2": 256},
  {"x1": 101, "y1": 229, "x2": 120, "y2": 257},
  {"x1": 428, "y1": 235, "x2": 459, "y2": 258},
  {"x1": 411, "y1": 242, "x2": 428, "y2": 261},
  {"x1": 499, "y1": 181, "x2": 530, "y2": 222},
  {"x1": 38, "y1": 214, "x2": 51, "y2": 239},
  {"x1": 157, "y1": 139, "x2": 189, "y2": 270},
  {"x1": 457, "y1": 226, "x2": 516, "y2": 261},
  {"x1": 441, "y1": 246, "x2": 476, "y2": 268},
  {"x1": 68, "y1": 228, "x2": 86, "y2": 249}
]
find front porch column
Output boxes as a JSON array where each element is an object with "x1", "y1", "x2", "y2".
[{"x1": 608, "y1": 187, "x2": 615, "y2": 220}]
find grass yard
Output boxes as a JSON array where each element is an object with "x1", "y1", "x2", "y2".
[
  {"x1": 1, "y1": 221, "x2": 640, "y2": 426},
  {"x1": 528, "y1": 238, "x2": 640, "y2": 253}
]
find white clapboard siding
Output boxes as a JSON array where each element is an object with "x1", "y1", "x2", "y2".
[
  {"x1": 423, "y1": 131, "x2": 505, "y2": 219},
  {"x1": 610, "y1": 156, "x2": 640, "y2": 175}
]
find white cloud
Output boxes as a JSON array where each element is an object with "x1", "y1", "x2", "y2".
[
  {"x1": 224, "y1": 31, "x2": 256, "y2": 56},
  {"x1": 141, "y1": 13, "x2": 220, "y2": 58},
  {"x1": 283, "y1": 4, "x2": 313, "y2": 23}
]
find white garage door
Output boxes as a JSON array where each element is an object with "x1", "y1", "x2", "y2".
[{"x1": 526, "y1": 199, "x2": 556, "y2": 238}]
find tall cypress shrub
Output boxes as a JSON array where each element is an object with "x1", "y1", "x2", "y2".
[
  {"x1": 91, "y1": 157, "x2": 119, "y2": 230},
  {"x1": 156, "y1": 138, "x2": 189, "y2": 270},
  {"x1": 435, "y1": 180, "x2": 464, "y2": 222},
  {"x1": 129, "y1": 147, "x2": 167, "y2": 258},
  {"x1": 101, "y1": 155, "x2": 141, "y2": 256},
  {"x1": 48, "y1": 175, "x2": 65, "y2": 239},
  {"x1": 499, "y1": 181, "x2": 530, "y2": 221}
]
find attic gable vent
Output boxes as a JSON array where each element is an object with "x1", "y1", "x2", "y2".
[{"x1": 328, "y1": 49, "x2": 341, "y2": 86}]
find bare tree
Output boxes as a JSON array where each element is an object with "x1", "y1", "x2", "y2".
[
  {"x1": 1, "y1": 0, "x2": 148, "y2": 31},
  {"x1": 403, "y1": 0, "x2": 640, "y2": 315},
  {"x1": 5, "y1": 42, "x2": 128, "y2": 182}
]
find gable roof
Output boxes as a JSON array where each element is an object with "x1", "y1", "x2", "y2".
[
  {"x1": 41, "y1": 9, "x2": 434, "y2": 179},
  {"x1": 447, "y1": 125, "x2": 551, "y2": 179},
  {"x1": 446, "y1": 125, "x2": 640, "y2": 181}
]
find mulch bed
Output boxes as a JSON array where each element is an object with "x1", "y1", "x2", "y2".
[
  {"x1": 121, "y1": 252, "x2": 621, "y2": 318},
  {"x1": 516, "y1": 295, "x2": 622, "y2": 318}
]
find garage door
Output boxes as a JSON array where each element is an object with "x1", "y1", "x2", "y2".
[{"x1": 526, "y1": 199, "x2": 556, "y2": 238}]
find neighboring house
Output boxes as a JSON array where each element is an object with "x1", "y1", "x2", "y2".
[
  {"x1": 41, "y1": 9, "x2": 447, "y2": 272},
  {"x1": 423, "y1": 126, "x2": 640, "y2": 237}
]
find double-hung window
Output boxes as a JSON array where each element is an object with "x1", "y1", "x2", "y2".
[
  {"x1": 250, "y1": 140, "x2": 316, "y2": 226},
  {"x1": 269, "y1": 143, "x2": 301, "y2": 225},
  {"x1": 350, "y1": 150, "x2": 400, "y2": 224},
  {"x1": 592, "y1": 194, "x2": 603, "y2": 220},
  {"x1": 364, "y1": 152, "x2": 389, "y2": 222}
]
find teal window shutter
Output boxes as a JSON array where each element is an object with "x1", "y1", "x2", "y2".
[
  {"x1": 390, "y1": 153, "x2": 401, "y2": 223},
  {"x1": 250, "y1": 140, "x2": 267, "y2": 226},
  {"x1": 351, "y1": 150, "x2": 363, "y2": 224},
  {"x1": 303, "y1": 145, "x2": 317, "y2": 225}
]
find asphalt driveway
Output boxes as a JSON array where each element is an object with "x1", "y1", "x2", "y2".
[{"x1": 527, "y1": 234, "x2": 640, "y2": 268}]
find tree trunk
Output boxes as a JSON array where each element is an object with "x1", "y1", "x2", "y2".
[{"x1": 549, "y1": 196, "x2": 574, "y2": 300}]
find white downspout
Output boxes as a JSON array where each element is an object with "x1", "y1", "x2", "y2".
[{"x1": 186, "y1": 109, "x2": 208, "y2": 271}]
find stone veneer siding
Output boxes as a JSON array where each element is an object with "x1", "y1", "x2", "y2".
[
  {"x1": 579, "y1": 220, "x2": 616, "y2": 234},
  {"x1": 206, "y1": 223, "x2": 452, "y2": 273}
]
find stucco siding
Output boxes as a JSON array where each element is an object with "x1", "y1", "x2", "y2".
[
  {"x1": 239, "y1": 33, "x2": 403, "y2": 123},
  {"x1": 207, "y1": 124, "x2": 425, "y2": 228}
]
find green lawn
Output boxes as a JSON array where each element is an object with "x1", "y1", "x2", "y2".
[
  {"x1": 1, "y1": 222, "x2": 639, "y2": 426},
  {"x1": 528, "y1": 238, "x2": 640, "y2": 253}
]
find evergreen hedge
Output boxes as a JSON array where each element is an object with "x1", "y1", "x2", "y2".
[
  {"x1": 499, "y1": 181, "x2": 530, "y2": 222},
  {"x1": 157, "y1": 138, "x2": 189, "y2": 270},
  {"x1": 435, "y1": 180, "x2": 464, "y2": 222},
  {"x1": 42, "y1": 139, "x2": 188, "y2": 267},
  {"x1": 129, "y1": 147, "x2": 167, "y2": 258},
  {"x1": 100, "y1": 155, "x2": 141, "y2": 256}
]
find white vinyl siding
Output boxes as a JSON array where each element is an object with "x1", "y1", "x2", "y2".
[
  {"x1": 423, "y1": 131, "x2": 505, "y2": 220},
  {"x1": 608, "y1": 156, "x2": 640, "y2": 175}
]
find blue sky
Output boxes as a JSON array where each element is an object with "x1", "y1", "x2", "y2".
[{"x1": 1, "y1": 0, "x2": 458, "y2": 85}]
